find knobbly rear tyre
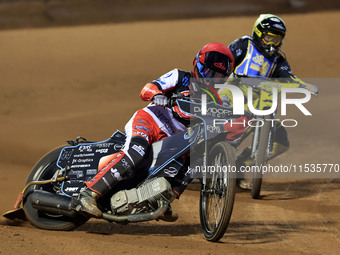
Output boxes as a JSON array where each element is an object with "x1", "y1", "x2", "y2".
[{"x1": 23, "y1": 146, "x2": 89, "y2": 230}]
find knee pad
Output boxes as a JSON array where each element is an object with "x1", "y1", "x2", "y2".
[
  {"x1": 274, "y1": 124, "x2": 290, "y2": 148},
  {"x1": 125, "y1": 136, "x2": 150, "y2": 166},
  {"x1": 86, "y1": 152, "x2": 135, "y2": 196}
]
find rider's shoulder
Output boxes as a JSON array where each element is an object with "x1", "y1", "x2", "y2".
[
  {"x1": 174, "y1": 69, "x2": 191, "y2": 80},
  {"x1": 228, "y1": 36, "x2": 252, "y2": 53},
  {"x1": 158, "y1": 68, "x2": 180, "y2": 80},
  {"x1": 229, "y1": 36, "x2": 251, "y2": 46},
  {"x1": 276, "y1": 49, "x2": 288, "y2": 61},
  {"x1": 176, "y1": 69, "x2": 191, "y2": 76},
  {"x1": 162, "y1": 68, "x2": 190, "y2": 78},
  {"x1": 240, "y1": 35, "x2": 252, "y2": 41},
  {"x1": 176, "y1": 69, "x2": 191, "y2": 86},
  {"x1": 157, "y1": 69, "x2": 191, "y2": 88}
]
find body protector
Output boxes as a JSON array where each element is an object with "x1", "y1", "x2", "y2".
[{"x1": 234, "y1": 40, "x2": 279, "y2": 78}]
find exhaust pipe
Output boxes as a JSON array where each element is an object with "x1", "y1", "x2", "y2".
[
  {"x1": 30, "y1": 190, "x2": 77, "y2": 218},
  {"x1": 29, "y1": 190, "x2": 172, "y2": 223}
]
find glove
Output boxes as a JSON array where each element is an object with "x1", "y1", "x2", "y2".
[
  {"x1": 303, "y1": 84, "x2": 319, "y2": 95},
  {"x1": 153, "y1": 94, "x2": 169, "y2": 106}
]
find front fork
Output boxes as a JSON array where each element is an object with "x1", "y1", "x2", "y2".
[{"x1": 250, "y1": 114, "x2": 276, "y2": 162}]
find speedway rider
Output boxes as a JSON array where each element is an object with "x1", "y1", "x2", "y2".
[
  {"x1": 75, "y1": 42, "x2": 235, "y2": 218},
  {"x1": 220, "y1": 14, "x2": 319, "y2": 189}
]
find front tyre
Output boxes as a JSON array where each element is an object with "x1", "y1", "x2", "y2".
[
  {"x1": 199, "y1": 141, "x2": 236, "y2": 242},
  {"x1": 23, "y1": 146, "x2": 89, "y2": 230},
  {"x1": 251, "y1": 120, "x2": 271, "y2": 199}
]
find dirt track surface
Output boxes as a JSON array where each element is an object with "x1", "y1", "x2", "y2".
[{"x1": 0, "y1": 4, "x2": 340, "y2": 255}]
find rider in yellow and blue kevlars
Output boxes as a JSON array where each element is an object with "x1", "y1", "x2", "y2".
[{"x1": 219, "y1": 14, "x2": 319, "y2": 189}]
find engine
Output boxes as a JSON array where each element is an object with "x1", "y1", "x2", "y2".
[{"x1": 110, "y1": 177, "x2": 175, "y2": 215}]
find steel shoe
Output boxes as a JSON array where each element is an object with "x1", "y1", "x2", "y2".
[
  {"x1": 159, "y1": 206, "x2": 178, "y2": 222},
  {"x1": 75, "y1": 188, "x2": 102, "y2": 218}
]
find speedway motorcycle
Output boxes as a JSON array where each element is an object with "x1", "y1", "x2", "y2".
[
  {"x1": 3, "y1": 93, "x2": 237, "y2": 242},
  {"x1": 226, "y1": 76, "x2": 315, "y2": 199}
]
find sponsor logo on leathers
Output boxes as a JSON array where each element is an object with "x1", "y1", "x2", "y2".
[
  {"x1": 164, "y1": 167, "x2": 179, "y2": 177},
  {"x1": 132, "y1": 144, "x2": 146, "y2": 157}
]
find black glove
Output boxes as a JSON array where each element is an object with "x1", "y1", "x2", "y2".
[{"x1": 153, "y1": 94, "x2": 169, "y2": 106}]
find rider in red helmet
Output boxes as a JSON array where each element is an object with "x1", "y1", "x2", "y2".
[
  {"x1": 75, "y1": 43, "x2": 235, "y2": 219},
  {"x1": 193, "y1": 42, "x2": 234, "y2": 79}
]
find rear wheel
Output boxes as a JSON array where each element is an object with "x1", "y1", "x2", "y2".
[
  {"x1": 23, "y1": 147, "x2": 89, "y2": 230},
  {"x1": 200, "y1": 141, "x2": 236, "y2": 242}
]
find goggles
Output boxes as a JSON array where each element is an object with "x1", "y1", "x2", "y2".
[
  {"x1": 200, "y1": 66, "x2": 227, "y2": 79},
  {"x1": 262, "y1": 32, "x2": 283, "y2": 47}
]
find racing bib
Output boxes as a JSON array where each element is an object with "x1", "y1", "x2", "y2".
[{"x1": 234, "y1": 40, "x2": 278, "y2": 78}]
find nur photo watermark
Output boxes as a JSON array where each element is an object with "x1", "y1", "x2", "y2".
[{"x1": 187, "y1": 77, "x2": 339, "y2": 179}]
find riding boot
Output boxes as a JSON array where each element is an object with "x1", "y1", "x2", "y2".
[
  {"x1": 269, "y1": 142, "x2": 289, "y2": 160},
  {"x1": 269, "y1": 122, "x2": 289, "y2": 160},
  {"x1": 76, "y1": 152, "x2": 135, "y2": 217},
  {"x1": 236, "y1": 147, "x2": 252, "y2": 190}
]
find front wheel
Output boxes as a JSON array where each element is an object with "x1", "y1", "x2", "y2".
[
  {"x1": 251, "y1": 120, "x2": 271, "y2": 199},
  {"x1": 23, "y1": 146, "x2": 89, "y2": 230},
  {"x1": 199, "y1": 141, "x2": 236, "y2": 242}
]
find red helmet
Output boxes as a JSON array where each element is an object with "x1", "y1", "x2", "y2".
[{"x1": 193, "y1": 42, "x2": 234, "y2": 79}]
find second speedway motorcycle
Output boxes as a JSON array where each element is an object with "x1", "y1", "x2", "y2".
[
  {"x1": 4, "y1": 95, "x2": 237, "y2": 242},
  {"x1": 226, "y1": 77, "x2": 316, "y2": 199},
  {"x1": 224, "y1": 77, "x2": 281, "y2": 199}
]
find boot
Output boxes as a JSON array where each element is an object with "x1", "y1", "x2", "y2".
[
  {"x1": 236, "y1": 147, "x2": 252, "y2": 190},
  {"x1": 238, "y1": 179, "x2": 252, "y2": 189},
  {"x1": 236, "y1": 147, "x2": 253, "y2": 167},
  {"x1": 269, "y1": 142, "x2": 289, "y2": 160},
  {"x1": 75, "y1": 188, "x2": 102, "y2": 218}
]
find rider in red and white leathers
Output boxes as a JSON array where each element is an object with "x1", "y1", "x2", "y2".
[{"x1": 75, "y1": 42, "x2": 235, "y2": 218}]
